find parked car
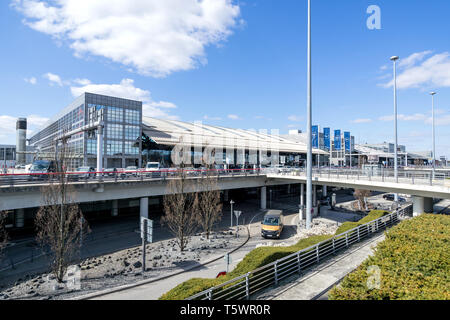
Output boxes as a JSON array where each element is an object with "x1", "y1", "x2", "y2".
[
  {"x1": 122, "y1": 166, "x2": 139, "y2": 177},
  {"x1": 28, "y1": 160, "x2": 56, "y2": 180},
  {"x1": 383, "y1": 194, "x2": 406, "y2": 202},
  {"x1": 73, "y1": 166, "x2": 96, "y2": 179},
  {"x1": 103, "y1": 167, "x2": 118, "y2": 177}
]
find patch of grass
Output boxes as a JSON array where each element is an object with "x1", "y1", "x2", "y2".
[
  {"x1": 160, "y1": 210, "x2": 391, "y2": 300},
  {"x1": 329, "y1": 214, "x2": 450, "y2": 300},
  {"x1": 335, "y1": 210, "x2": 389, "y2": 235}
]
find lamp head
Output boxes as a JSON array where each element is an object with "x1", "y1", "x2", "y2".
[
  {"x1": 430, "y1": 91, "x2": 437, "y2": 96},
  {"x1": 390, "y1": 56, "x2": 399, "y2": 61}
]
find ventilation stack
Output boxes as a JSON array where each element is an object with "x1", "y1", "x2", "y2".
[{"x1": 16, "y1": 118, "x2": 27, "y2": 165}]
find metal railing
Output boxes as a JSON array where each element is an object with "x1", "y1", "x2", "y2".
[
  {"x1": 266, "y1": 167, "x2": 450, "y2": 187},
  {"x1": 0, "y1": 168, "x2": 262, "y2": 187},
  {"x1": 186, "y1": 205, "x2": 411, "y2": 300},
  {"x1": 2, "y1": 166, "x2": 450, "y2": 188}
]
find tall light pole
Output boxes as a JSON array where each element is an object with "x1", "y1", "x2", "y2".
[
  {"x1": 230, "y1": 199, "x2": 235, "y2": 228},
  {"x1": 390, "y1": 56, "x2": 399, "y2": 202},
  {"x1": 306, "y1": 0, "x2": 312, "y2": 229},
  {"x1": 430, "y1": 91, "x2": 437, "y2": 179}
]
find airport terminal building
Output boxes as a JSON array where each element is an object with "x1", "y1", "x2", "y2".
[
  {"x1": 28, "y1": 93, "x2": 327, "y2": 170},
  {"x1": 29, "y1": 93, "x2": 143, "y2": 169}
]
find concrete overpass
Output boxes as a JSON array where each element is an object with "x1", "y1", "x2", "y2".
[
  {"x1": 1, "y1": 168, "x2": 449, "y2": 227},
  {"x1": 267, "y1": 168, "x2": 450, "y2": 216}
]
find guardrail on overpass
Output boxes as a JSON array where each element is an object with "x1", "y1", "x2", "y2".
[
  {"x1": 2, "y1": 167, "x2": 450, "y2": 188},
  {"x1": 186, "y1": 205, "x2": 412, "y2": 300},
  {"x1": 269, "y1": 167, "x2": 450, "y2": 187},
  {"x1": 0, "y1": 168, "x2": 263, "y2": 188}
]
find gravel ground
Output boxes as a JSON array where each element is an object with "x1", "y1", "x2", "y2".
[{"x1": 0, "y1": 229, "x2": 244, "y2": 300}]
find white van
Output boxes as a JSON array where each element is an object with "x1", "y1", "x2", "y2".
[{"x1": 145, "y1": 162, "x2": 161, "y2": 177}]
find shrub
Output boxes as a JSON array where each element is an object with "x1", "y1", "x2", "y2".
[
  {"x1": 159, "y1": 235, "x2": 331, "y2": 300},
  {"x1": 329, "y1": 214, "x2": 450, "y2": 300},
  {"x1": 160, "y1": 210, "x2": 391, "y2": 300},
  {"x1": 335, "y1": 210, "x2": 389, "y2": 235}
]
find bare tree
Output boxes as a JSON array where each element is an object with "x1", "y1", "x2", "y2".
[
  {"x1": 161, "y1": 169, "x2": 199, "y2": 252},
  {"x1": 35, "y1": 140, "x2": 89, "y2": 282},
  {"x1": 354, "y1": 189, "x2": 371, "y2": 211},
  {"x1": 196, "y1": 170, "x2": 222, "y2": 240},
  {"x1": 0, "y1": 211, "x2": 8, "y2": 261}
]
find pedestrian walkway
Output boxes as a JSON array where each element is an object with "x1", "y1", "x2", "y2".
[{"x1": 254, "y1": 232, "x2": 386, "y2": 300}]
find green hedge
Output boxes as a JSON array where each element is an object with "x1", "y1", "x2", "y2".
[
  {"x1": 335, "y1": 210, "x2": 389, "y2": 235},
  {"x1": 329, "y1": 214, "x2": 450, "y2": 300},
  {"x1": 160, "y1": 210, "x2": 390, "y2": 300}
]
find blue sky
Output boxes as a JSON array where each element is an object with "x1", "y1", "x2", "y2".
[{"x1": 1, "y1": 0, "x2": 450, "y2": 157}]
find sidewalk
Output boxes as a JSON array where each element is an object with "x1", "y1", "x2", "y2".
[{"x1": 254, "y1": 233, "x2": 386, "y2": 300}]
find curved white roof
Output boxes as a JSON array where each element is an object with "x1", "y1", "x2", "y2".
[{"x1": 142, "y1": 117, "x2": 327, "y2": 155}]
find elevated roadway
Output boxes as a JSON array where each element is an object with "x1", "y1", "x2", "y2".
[{"x1": 1, "y1": 168, "x2": 449, "y2": 218}]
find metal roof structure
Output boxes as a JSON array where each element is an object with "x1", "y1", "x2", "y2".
[{"x1": 142, "y1": 117, "x2": 328, "y2": 155}]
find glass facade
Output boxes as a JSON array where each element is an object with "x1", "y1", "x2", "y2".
[
  {"x1": 0, "y1": 146, "x2": 15, "y2": 160},
  {"x1": 107, "y1": 124, "x2": 123, "y2": 140},
  {"x1": 29, "y1": 93, "x2": 142, "y2": 170}
]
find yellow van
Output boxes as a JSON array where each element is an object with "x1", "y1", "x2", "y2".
[{"x1": 261, "y1": 210, "x2": 284, "y2": 239}]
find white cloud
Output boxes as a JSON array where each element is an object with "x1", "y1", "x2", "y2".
[
  {"x1": 28, "y1": 114, "x2": 50, "y2": 127},
  {"x1": 381, "y1": 51, "x2": 450, "y2": 89},
  {"x1": 398, "y1": 50, "x2": 432, "y2": 69},
  {"x1": 0, "y1": 114, "x2": 50, "y2": 144},
  {"x1": 148, "y1": 101, "x2": 177, "y2": 109},
  {"x1": 24, "y1": 77, "x2": 37, "y2": 84},
  {"x1": 203, "y1": 115, "x2": 222, "y2": 121},
  {"x1": 288, "y1": 115, "x2": 303, "y2": 122},
  {"x1": 70, "y1": 78, "x2": 178, "y2": 119},
  {"x1": 254, "y1": 115, "x2": 272, "y2": 121},
  {"x1": 43, "y1": 72, "x2": 64, "y2": 86},
  {"x1": 227, "y1": 114, "x2": 241, "y2": 120},
  {"x1": 427, "y1": 114, "x2": 450, "y2": 126},
  {"x1": 351, "y1": 118, "x2": 372, "y2": 124},
  {"x1": 13, "y1": 0, "x2": 241, "y2": 77},
  {"x1": 379, "y1": 113, "x2": 427, "y2": 122}
]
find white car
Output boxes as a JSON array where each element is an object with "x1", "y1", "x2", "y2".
[{"x1": 123, "y1": 166, "x2": 139, "y2": 177}]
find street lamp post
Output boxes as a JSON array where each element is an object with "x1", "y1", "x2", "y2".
[
  {"x1": 390, "y1": 55, "x2": 399, "y2": 202},
  {"x1": 306, "y1": 0, "x2": 313, "y2": 230},
  {"x1": 430, "y1": 91, "x2": 437, "y2": 179},
  {"x1": 230, "y1": 199, "x2": 235, "y2": 228}
]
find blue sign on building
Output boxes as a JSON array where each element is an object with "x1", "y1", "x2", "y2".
[
  {"x1": 312, "y1": 125, "x2": 319, "y2": 148},
  {"x1": 344, "y1": 131, "x2": 351, "y2": 152},
  {"x1": 334, "y1": 130, "x2": 341, "y2": 151},
  {"x1": 323, "y1": 128, "x2": 330, "y2": 150}
]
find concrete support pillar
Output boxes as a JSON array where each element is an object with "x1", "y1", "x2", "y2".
[
  {"x1": 424, "y1": 197, "x2": 434, "y2": 213},
  {"x1": 300, "y1": 183, "x2": 304, "y2": 206},
  {"x1": 413, "y1": 196, "x2": 433, "y2": 217},
  {"x1": 260, "y1": 186, "x2": 267, "y2": 210},
  {"x1": 15, "y1": 208, "x2": 25, "y2": 228},
  {"x1": 112, "y1": 199, "x2": 119, "y2": 217},
  {"x1": 287, "y1": 184, "x2": 291, "y2": 194},
  {"x1": 412, "y1": 196, "x2": 424, "y2": 217},
  {"x1": 140, "y1": 197, "x2": 149, "y2": 218},
  {"x1": 224, "y1": 190, "x2": 229, "y2": 202},
  {"x1": 322, "y1": 185, "x2": 327, "y2": 197}
]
